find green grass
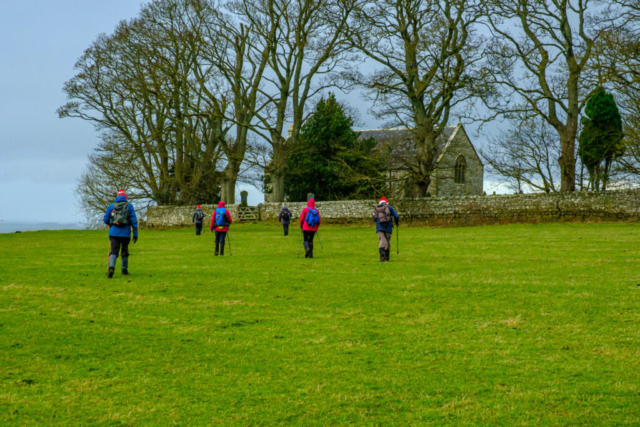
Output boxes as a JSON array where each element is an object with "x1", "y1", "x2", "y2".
[{"x1": 1, "y1": 222, "x2": 640, "y2": 425}]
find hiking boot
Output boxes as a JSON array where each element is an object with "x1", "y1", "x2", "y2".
[
  {"x1": 108, "y1": 267, "x2": 115, "y2": 278},
  {"x1": 122, "y1": 269, "x2": 130, "y2": 276},
  {"x1": 304, "y1": 242, "x2": 310, "y2": 258},
  {"x1": 379, "y1": 248, "x2": 386, "y2": 262},
  {"x1": 385, "y1": 249, "x2": 391, "y2": 262},
  {"x1": 309, "y1": 243, "x2": 314, "y2": 259},
  {"x1": 215, "y1": 243, "x2": 219, "y2": 256}
]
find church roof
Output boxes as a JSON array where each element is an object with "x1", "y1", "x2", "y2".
[{"x1": 356, "y1": 126, "x2": 458, "y2": 167}]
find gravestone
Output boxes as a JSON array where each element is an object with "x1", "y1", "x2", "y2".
[{"x1": 307, "y1": 193, "x2": 314, "y2": 201}]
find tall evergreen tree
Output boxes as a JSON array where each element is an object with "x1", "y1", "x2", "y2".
[
  {"x1": 578, "y1": 87, "x2": 625, "y2": 190},
  {"x1": 284, "y1": 94, "x2": 387, "y2": 202}
]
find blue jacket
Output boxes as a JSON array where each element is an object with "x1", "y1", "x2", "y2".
[
  {"x1": 103, "y1": 196, "x2": 139, "y2": 238},
  {"x1": 373, "y1": 204, "x2": 399, "y2": 233}
]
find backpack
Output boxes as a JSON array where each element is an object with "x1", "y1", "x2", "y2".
[
  {"x1": 195, "y1": 210, "x2": 205, "y2": 221},
  {"x1": 110, "y1": 201, "x2": 130, "y2": 226},
  {"x1": 282, "y1": 209, "x2": 291, "y2": 221},
  {"x1": 374, "y1": 205, "x2": 391, "y2": 224},
  {"x1": 305, "y1": 208, "x2": 319, "y2": 227},
  {"x1": 215, "y1": 208, "x2": 229, "y2": 227}
]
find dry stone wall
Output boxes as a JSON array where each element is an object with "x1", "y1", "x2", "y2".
[
  {"x1": 145, "y1": 204, "x2": 239, "y2": 228},
  {"x1": 259, "y1": 190, "x2": 640, "y2": 227},
  {"x1": 145, "y1": 190, "x2": 640, "y2": 228}
]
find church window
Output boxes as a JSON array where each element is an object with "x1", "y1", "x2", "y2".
[{"x1": 455, "y1": 155, "x2": 467, "y2": 184}]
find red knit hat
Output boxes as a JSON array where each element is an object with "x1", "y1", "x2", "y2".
[
  {"x1": 117, "y1": 189, "x2": 127, "y2": 198},
  {"x1": 197, "y1": 205, "x2": 201, "y2": 209},
  {"x1": 379, "y1": 197, "x2": 388, "y2": 204}
]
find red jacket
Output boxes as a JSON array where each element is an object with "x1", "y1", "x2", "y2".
[
  {"x1": 210, "y1": 201, "x2": 233, "y2": 232},
  {"x1": 300, "y1": 198, "x2": 321, "y2": 231}
]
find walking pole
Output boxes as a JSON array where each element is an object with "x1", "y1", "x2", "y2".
[
  {"x1": 298, "y1": 228, "x2": 303, "y2": 258},
  {"x1": 396, "y1": 223, "x2": 399, "y2": 255},
  {"x1": 316, "y1": 231, "x2": 324, "y2": 250},
  {"x1": 227, "y1": 232, "x2": 232, "y2": 256}
]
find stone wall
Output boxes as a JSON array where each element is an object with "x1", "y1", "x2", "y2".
[
  {"x1": 145, "y1": 190, "x2": 640, "y2": 228},
  {"x1": 258, "y1": 190, "x2": 640, "y2": 227},
  {"x1": 145, "y1": 204, "x2": 240, "y2": 228}
]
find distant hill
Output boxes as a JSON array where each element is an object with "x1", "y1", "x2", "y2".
[{"x1": 0, "y1": 222, "x2": 85, "y2": 233}]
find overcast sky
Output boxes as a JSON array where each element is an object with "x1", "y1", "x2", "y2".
[
  {"x1": 0, "y1": 1, "x2": 152, "y2": 223},
  {"x1": 0, "y1": 1, "x2": 495, "y2": 225}
]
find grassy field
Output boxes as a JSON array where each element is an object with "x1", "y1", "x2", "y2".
[{"x1": 1, "y1": 222, "x2": 639, "y2": 425}]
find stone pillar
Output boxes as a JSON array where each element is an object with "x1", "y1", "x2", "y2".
[
  {"x1": 307, "y1": 193, "x2": 315, "y2": 201},
  {"x1": 240, "y1": 191, "x2": 248, "y2": 207}
]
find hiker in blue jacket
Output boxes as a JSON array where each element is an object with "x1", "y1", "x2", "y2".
[
  {"x1": 373, "y1": 197, "x2": 399, "y2": 262},
  {"x1": 103, "y1": 189, "x2": 138, "y2": 278}
]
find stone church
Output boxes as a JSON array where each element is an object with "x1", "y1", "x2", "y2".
[{"x1": 358, "y1": 123, "x2": 484, "y2": 197}]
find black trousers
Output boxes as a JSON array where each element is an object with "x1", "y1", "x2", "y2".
[
  {"x1": 303, "y1": 230, "x2": 315, "y2": 244},
  {"x1": 283, "y1": 224, "x2": 289, "y2": 236},
  {"x1": 195, "y1": 223, "x2": 203, "y2": 235},
  {"x1": 110, "y1": 236, "x2": 130, "y2": 258}
]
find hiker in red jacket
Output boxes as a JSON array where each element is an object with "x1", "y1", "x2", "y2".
[
  {"x1": 299, "y1": 198, "x2": 321, "y2": 258},
  {"x1": 210, "y1": 201, "x2": 233, "y2": 256}
]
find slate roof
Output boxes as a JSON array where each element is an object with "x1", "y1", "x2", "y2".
[{"x1": 356, "y1": 127, "x2": 458, "y2": 168}]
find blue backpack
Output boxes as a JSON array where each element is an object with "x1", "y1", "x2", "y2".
[
  {"x1": 215, "y1": 208, "x2": 229, "y2": 227},
  {"x1": 305, "y1": 208, "x2": 319, "y2": 227}
]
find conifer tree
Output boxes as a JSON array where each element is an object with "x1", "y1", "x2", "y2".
[
  {"x1": 578, "y1": 87, "x2": 625, "y2": 190},
  {"x1": 284, "y1": 94, "x2": 387, "y2": 201}
]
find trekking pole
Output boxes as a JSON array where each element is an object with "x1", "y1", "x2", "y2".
[
  {"x1": 316, "y1": 231, "x2": 324, "y2": 250},
  {"x1": 227, "y1": 232, "x2": 232, "y2": 256},
  {"x1": 396, "y1": 223, "x2": 399, "y2": 255},
  {"x1": 298, "y1": 229, "x2": 303, "y2": 258}
]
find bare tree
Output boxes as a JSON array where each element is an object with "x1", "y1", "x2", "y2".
[
  {"x1": 75, "y1": 133, "x2": 158, "y2": 228},
  {"x1": 169, "y1": 2, "x2": 274, "y2": 204},
  {"x1": 590, "y1": 2, "x2": 640, "y2": 186},
  {"x1": 482, "y1": 115, "x2": 561, "y2": 193},
  {"x1": 344, "y1": 0, "x2": 487, "y2": 197},
  {"x1": 230, "y1": 0, "x2": 356, "y2": 202},
  {"x1": 481, "y1": 0, "x2": 628, "y2": 192},
  {"x1": 59, "y1": 0, "x2": 225, "y2": 206}
]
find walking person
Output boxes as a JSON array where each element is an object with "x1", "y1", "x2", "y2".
[
  {"x1": 299, "y1": 198, "x2": 321, "y2": 258},
  {"x1": 279, "y1": 203, "x2": 293, "y2": 236},
  {"x1": 192, "y1": 205, "x2": 206, "y2": 235},
  {"x1": 103, "y1": 189, "x2": 138, "y2": 278},
  {"x1": 373, "y1": 197, "x2": 399, "y2": 262},
  {"x1": 210, "y1": 201, "x2": 233, "y2": 256}
]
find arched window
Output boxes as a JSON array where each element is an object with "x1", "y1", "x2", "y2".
[{"x1": 455, "y1": 155, "x2": 467, "y2": 184}]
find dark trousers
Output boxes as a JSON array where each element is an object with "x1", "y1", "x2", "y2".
[
  {"x1": 283, "y1": 224, "x2": 289, "y2": 236},
  {"x1": 110, "y1": 236, "x2": 130, "y2": 258},
  {"x1": 215, "y1": 231, "x2": 227, "y2": 255},
  {"x1": 303, "y1": 230, "x2": 315, "y2": 244},
  {"x1": 303, "y1": 230, "x2": 315, "y2": 258},
  {"x1": 195, "y1": 223, "x2": 203, "y2": 235}
]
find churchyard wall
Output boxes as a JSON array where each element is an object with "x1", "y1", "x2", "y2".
[{"x1": 145, "y1": 190, "x2": 640, "y2": 228}]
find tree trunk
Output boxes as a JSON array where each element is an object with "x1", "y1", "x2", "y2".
[
  {"x1": 413, "y1": 176, "x2": 431, "y2": 198},
  {"x1": 220, "y1": 178, "x2": 236, "y2": 204},
  {"x1": 220, "y1": 162, "x2": 240, "y2": 204},
  {"x1": 412, "y1": 129, "x2": 436, "y2": 198},
  {"x1": 271, "y1": 173, "x2": 286, "y2": 203},
  {"x1": 558, "y1": 131, "x2": 577, "y2": 192},
  {"x1": 268, "y1": 142, "x2": 287, "y2": 203}
]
